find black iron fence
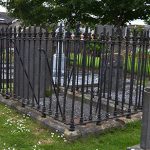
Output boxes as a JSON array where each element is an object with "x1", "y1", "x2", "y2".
[{"x1": 0, "y1": 24, "x2": 149, "y2": 131}]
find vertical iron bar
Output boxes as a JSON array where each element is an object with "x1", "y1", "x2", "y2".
[
  {"x1": 96, "y1": 29, "x2": 105, "y2": 125},
  {"x1": 55, "y1": 24, "x2": 63, "y2": 119},
  {"x1": 76, "y1": 37, "x2": 80, "y2": 91},
  {"x1": 69, "y1": 38, "x2": 76, "y2": 131},
  {"x1": 27, "y1": 26, "x2": 31, "y2": 104},
  {"x1": 0, "y1": 28, "x2": 3, "y2": 92},
  {"x1": 48, "y1": 29, "x2": 55, "y2": 116},
  {"x1": 102, "y1": 32, "x2": 108, "y2": 98},
  {"x1": 13, "y1": 27, "x2": 17, "y2": 98},
  {"x1": 127, "y1": 29, "x2": 137, "y2": 118},
  {"x1": 9, "y1": 27, "x2": 13, "y2": 96},
  {"x1": 17, "y1": 27, "x2": 21, "y2": 99},
  {"x1": 42, "y1": 28, "x2": 49, "y2": 118},
  {"x1": 37, "y1": 26, "x2": 42, "y2": 110},
  {"x1": 1, "y1": 28, "x2": 5, "y2": 95},
  {"x1": 106, "y1": 29, "x2": 115, "y2": 118},
  {"x1": 70, "y1": 24, "x2": 80, "y2": 130},
  {"x1": 114, "y1": 28, "x2": 122, "y2": 116},
  {"x1": 86, "y1": 43, "x2": 90, "y2": 93},
  {"x1": 32, "y1": 26, "x2": 37, "y2": 107},
  {"x1": 121, "y1": 28, "x2": 130, "y2": 113},
  {"x1": 97, "y1": 42, "x2": 102, "y2": 95},
  {"x1": 22, "y1": 27, "x2": 26, "y2": 107},
  {"x1": 134, "y1": 32, "x2": 142, "y2": 111},
  {"x1": 6, "y1": 28, "x2": 10, "y2": 98},
  {"x1": 0, "y1": 28, "x2": 2, "y2": 92},
  {"x1": 89, "y1": 27, "x2": 96, "y2": 121},
  {"x1": 80, "y1": 38, "x2": 86, "y2": 124},
  {"x1": 63, "y1": 29, "x2": 71, "y2": 122},
  {"x1": 138, "y1": 31, "x2": 145, "y2": 109}
]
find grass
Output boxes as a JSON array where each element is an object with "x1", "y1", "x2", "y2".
[
  {"x1": 2, "y1": 47, "x2": 150, "y2": 75},
  {"x1": 69, "y1": 51, "x2": 150, "y2": 76},
  {"x1": 2, "y1": 50, "x2": 14, "y2": 64},
  {"x1": 127, "y1": 54, "x2": 150, "y2": 75},
  {"x1": 69, "y1": 53, "x2": 101, "y2": 68},
  {"x1": 0, "y1": 102, "x2": 141, "y2": 150}
]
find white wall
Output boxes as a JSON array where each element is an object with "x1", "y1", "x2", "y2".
[{"x1": 0, "y1": 5, "x2": 6, "y2": 12}]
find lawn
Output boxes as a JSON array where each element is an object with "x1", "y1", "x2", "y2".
[{"x1": 0, "y1": 103, "x2": 141, "y2": 150}]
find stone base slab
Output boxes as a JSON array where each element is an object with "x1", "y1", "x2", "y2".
[
  {"x1": 127, "y1": 145, "x2": 150, "y2": 150},
  {"x1": 0, "y1": 94, "x2": 142, "y2": 140}
]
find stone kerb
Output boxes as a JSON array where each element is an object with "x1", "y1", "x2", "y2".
[
  {"x1": 127, "y1": 87, "x2": 150, "y2": 150},
  {"x1": 140, "y1": 87, "x2": 150, "y2": 149}
]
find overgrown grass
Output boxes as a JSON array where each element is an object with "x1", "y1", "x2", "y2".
[
  {"x1": 0, "y1": 103, "x2": 141, "y2": 150},
  {"x1": 69, "y1": 52, "x2": 150, "y2": 75},
  {"x1": 69, "y1": 53, "x2": 100, "y2": 68},
  {"x1": 127, "y1": 54, "x2": 150, "y2": 75},
  {"x1": 2, "y1": 50, "x2": 14, "y2": 64}
]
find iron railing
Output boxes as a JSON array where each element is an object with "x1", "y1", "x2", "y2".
[{"x1": 0, "y1": 25, "x2": 149, "y2": 131}]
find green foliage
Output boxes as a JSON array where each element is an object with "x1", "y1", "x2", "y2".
[
  {"x1": 94, "y1": 0, "x2": 150, "y2": 27},
  {"x1": 45, "y1": 87, "x2": 52, "y2": 97},
  {"x1": 127, "y1": 48, "x2": 150, "y2": 75},
  {"x1": 70, "y1": 53, "x2": 100, "y2": 69},
  {"x1": 70, "y1": 47, "x2": 150, "y2": 76},
  {"x1": 87, "y1": 43, "x2": 103, "y2": 52},
  {"x1": 145, "y1": 18, "x2": 150, "y2": 25},
  {"x1": 2, "y1": 0, "x2": 150, "y2": 27}
]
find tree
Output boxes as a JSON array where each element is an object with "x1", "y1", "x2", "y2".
[
  {"x1": 1, "y1": 0, "x2": 97, "y2": 27},
  {"x1": 1, "y1": 0, "x2": 150, "y2": 27},
  {"x1": 1, "y1": 0, "x2": 57, "y2": 27},
  {"x1": 144, "y1": 8, "x2": 150, "y2": 25},
  {"x1": 92, "y1": 0, "x2": 150, "y2": 27}
]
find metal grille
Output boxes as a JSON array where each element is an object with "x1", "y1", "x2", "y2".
[{"x1": 0, "y1": 25, "x2": 149, "y2": 131}]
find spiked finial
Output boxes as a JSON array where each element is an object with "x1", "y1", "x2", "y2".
[{"x1": 75, "y1": 22, "x2": 81, "y2": 38}]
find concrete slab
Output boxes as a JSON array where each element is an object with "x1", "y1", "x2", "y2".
[
  {"x1": 0, "y1": 94, "x2": 142, "y2": 141},
  {"x1": 127, "y1": 145, "x2": 150, "y2": 150}
]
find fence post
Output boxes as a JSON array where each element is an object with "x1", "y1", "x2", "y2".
[
  {"x1": 127, "y1": 87, "x2": 150, "y2": 150},
  {"x1": 140, "y1": 87, "x2": 150, "y2": 149}
]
